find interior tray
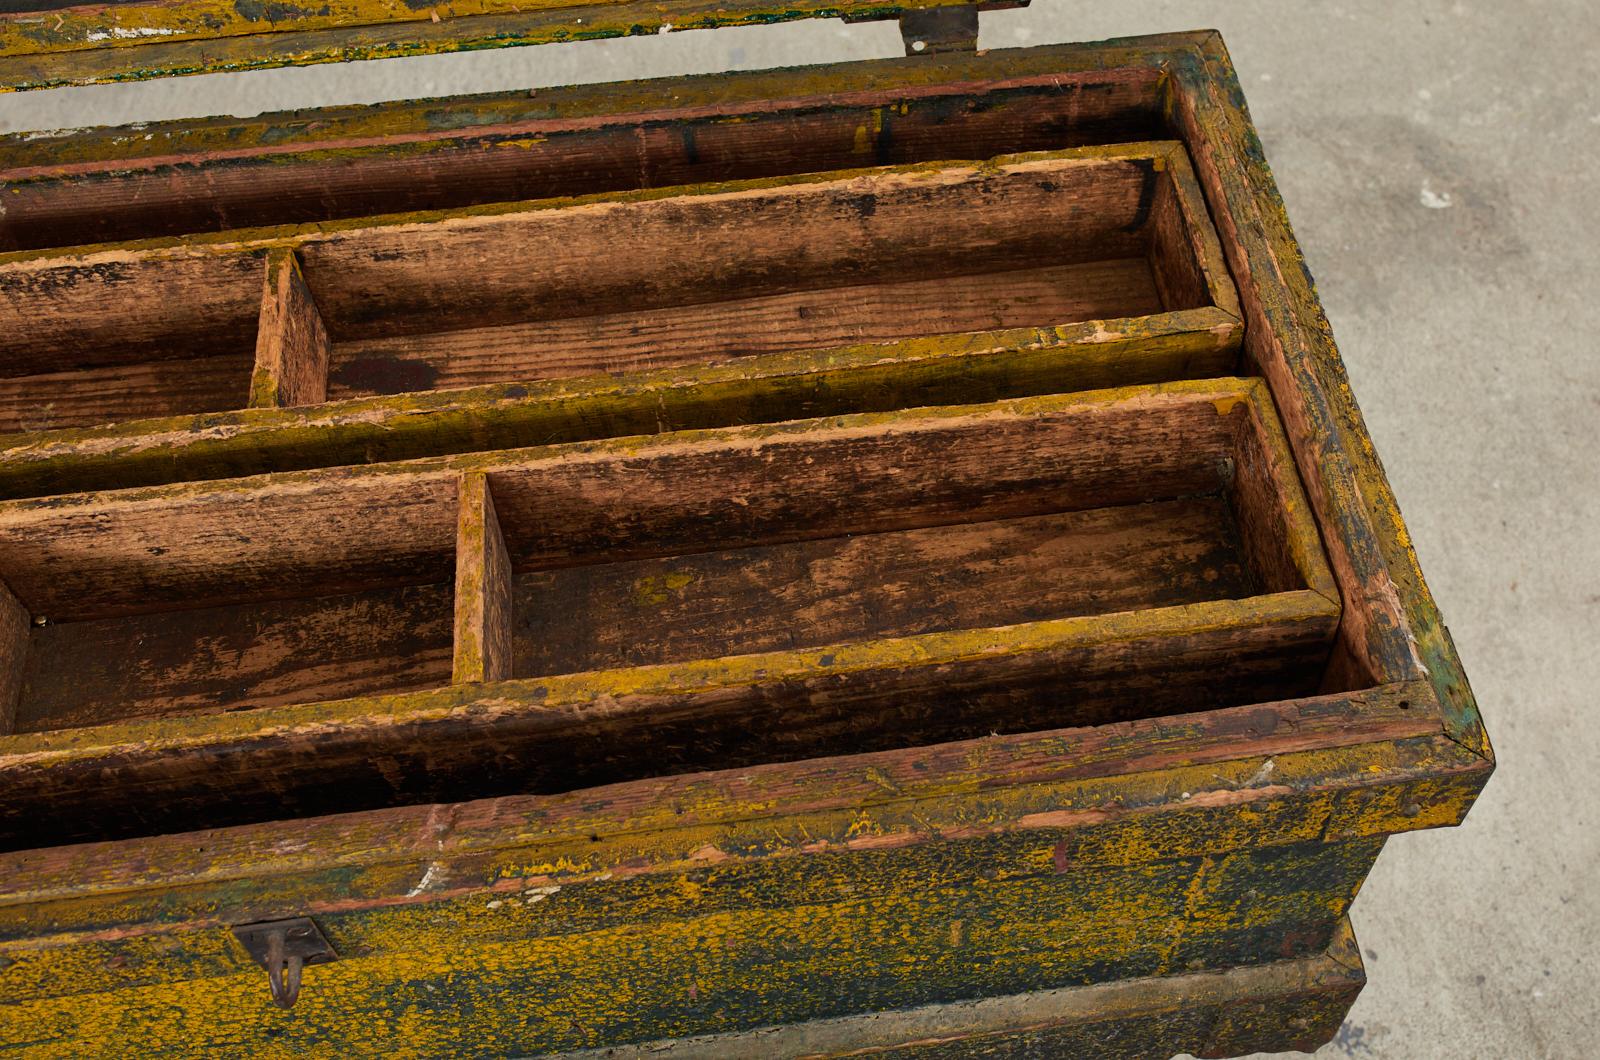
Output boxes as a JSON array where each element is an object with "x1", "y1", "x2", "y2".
[
  {"x1": 0, "y1": 141, "x2": 1240, "y2": 498},
  {"x1": 0, "y1": 376, "x2": 1336, "y2": 847}
]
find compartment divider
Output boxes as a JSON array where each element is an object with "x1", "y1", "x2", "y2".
[
  {"x1": 248, "y1": 248, "x2": 330, "y2": 409},
  {"x1": 452, "y1": 471, "x2": 514, "y2": 684}
]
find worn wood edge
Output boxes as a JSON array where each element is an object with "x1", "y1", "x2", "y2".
[
  {"x1": 0, "y1": 746, "x2": 1470, "y2": 967},
  {"x1": 452, "y1": 470, "x2": 513, "y2": 684},
  {"x1": 0, "y1": 680, "x2": 1469, "y2": 914},
  {"x1": 0, "y1": 307, "x2": 1238, "y2": 500},
  {"x1": 1171, "y1": 35, "x2": 1492, "y2": 763},
  {"x1": 0, "y1": 0, "x2": 1033, "y2": 93},
  {"x1": 545, "y1": 916, "x2": 1364, "y2": 1058},
  {"x1": 0, "y1": 375, "x2": 1260, "y2": 516},
  {"x1": 0, "y1": 41, "x2": 1174, "y2": 167},
  {"x1": 0, "y1": 139, "x2": 1180, "y2": 267},
  {"x1": 0, "y1": 589, "x2": 1337, "y2": 766}
]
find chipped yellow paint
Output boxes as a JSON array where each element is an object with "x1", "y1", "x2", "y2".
[
  {"x1": 0, "y1": 842, "x2": 1376, "y2": 1056},
  {"x1": 632, "y1": 570, "x2": 696, "y2": 607}
]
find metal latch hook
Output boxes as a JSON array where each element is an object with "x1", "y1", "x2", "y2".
[
  {"x1": 232, "y1": 917, "x2": 338, "y2": 1010},
  {"x1": 264, "y1": 928, "x2": 304, "y2": 1008}
]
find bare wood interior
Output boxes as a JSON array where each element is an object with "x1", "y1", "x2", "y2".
[
  {"x1": 0, "y1": 144, "x2": 1234, "y2": 435},
  {"x1": 0, "y1": 386, "x2": 1335, "y2": 830}
]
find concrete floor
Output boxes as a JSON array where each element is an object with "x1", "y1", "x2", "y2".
[{"x1": 1, "y1": 2, "x2": 1594, "y2": 1056}]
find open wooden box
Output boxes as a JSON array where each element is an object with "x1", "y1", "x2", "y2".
[{"x1": 0, "y1": 23, "x2": 1491, "y2": 1060}]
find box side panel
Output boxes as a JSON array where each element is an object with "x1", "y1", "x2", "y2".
[{"x1": 0, "y1": 837, "x2": 1380, "y2": 1056}]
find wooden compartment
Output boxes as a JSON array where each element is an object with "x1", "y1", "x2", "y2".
[
  {"x1": 0, "y1": 141, "x2": 1241, "y2": 497},
  {"x1": 0, "y1": 377, "x2": 1333, "y2": 846}
]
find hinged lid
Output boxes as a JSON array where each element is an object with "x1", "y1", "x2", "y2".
[{"x1": 0, "y1": 0, "x2": 1024, "y2": 93}]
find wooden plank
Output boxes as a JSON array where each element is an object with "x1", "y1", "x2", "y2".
[
  {"x1": 0, "y1": 249, "x2": 263, "y2": 377},
  {"x1": 0, "y1": 680, "x2": 1456, "y2": 917},
  {"x1": 0, "y1": 0, "x2": 1029, "y2": 93},
  {"x1": 453, "y1": 471, "x2": 513, "y2": 684},
  {"x1": 0, "y1": 353, "x2": 252, "y2": 433},
  {"x1": 0, "y1": 306, "x2": 1240, "y2": 502},
  {"x1": 326, "y1": 259, "x2": 1165, "y2": 398},
  {"x1": 553, "y1": 918, "x2": 1365, "y2": 1058},
  {"x1": 247, "y1": 248, "x2": 330, "y2": 409},
  {"x1": 0, "y1": 143, "x2": 1238, "y2": 474},
  {"x1": 13, "y1": 582, "x2": 454, "y2": 733},
  {"x1": 0, "y1": 578, "x2": 27, "y2": 734},
  {"x1": 511, "y1": 497, "x2": 1257, "y2": 677}
]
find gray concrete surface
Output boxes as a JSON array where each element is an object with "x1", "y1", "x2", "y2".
[{"x1": 1, "y1": 2, "x2": 1594, "y2": 1056}]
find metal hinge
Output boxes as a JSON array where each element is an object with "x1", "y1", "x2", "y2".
[
  {"x1": 843, "y1": 2, "x2": 1029, "y2": 56},
  {"x1": 233, "y1": 917, "x2": 338, "y2": 1009}
]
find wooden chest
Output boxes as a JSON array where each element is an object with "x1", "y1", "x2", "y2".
[{"x1": 0, "y1": 17, "x2": 1492, "y2": 1059}]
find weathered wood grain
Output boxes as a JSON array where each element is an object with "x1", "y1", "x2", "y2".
[
  {"x1": 0, "y1": 142, "x2": 1239, "y2": 448},
  {"x1": 326, "y1": 259, "x2": 1164, "y2": 399},
  {"x1": 0, "y1": 353, "x2": 251, "y2": 433},
  {"x1": 0, "y1": 840, "x2": 1380, "y2": 1057},
  {"x1": 453, "y1": 472, "x2": 513, "y2": 684},
  {"x1": 292, "y1": 152, "x2": 1154, "y2": 342},
  {"x1": 248, "y1": 248, "x2": 329, "y2": 408},
  {"x1": 0, "y1": 249, "x2": 263, "y2": 376},
  {"x1": 512, "y1": 497, "x2": 1257, "y2": 677},
  {"x1": 13, "y1": 581, "x2": 454, "y2": 732},
  {"x1": 0, "y1": 380, "x2": 1256, "y2": 621},
  {"x1": 0, "y1": 306, "x2": 1241, "y2": 501}
]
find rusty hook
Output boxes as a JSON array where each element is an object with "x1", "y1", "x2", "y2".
[
  {"x1": 232, "y1": 917, "x2": 337, "y2": 1010},
  {"x1": 263, "y1": 928, "x2": 305, "y2": 1009}
]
